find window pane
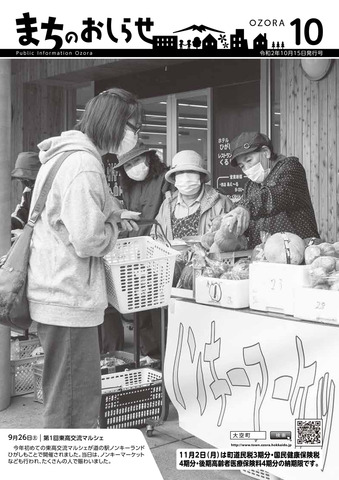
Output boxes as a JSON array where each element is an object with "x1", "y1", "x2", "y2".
[
  {"x1": 139, "y1": 97, "x2": 167, "y2": 162},
  {"x1": 177, "y1": 94, "x2": 208, "y2": 170}
]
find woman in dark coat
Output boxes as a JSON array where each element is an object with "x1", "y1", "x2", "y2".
[
  {"x1": 102, "y1": 141, "x2": 172, "y2": 357},
  {"x1": 223, "y1": 131, "x2": 320, "y2": 248}
]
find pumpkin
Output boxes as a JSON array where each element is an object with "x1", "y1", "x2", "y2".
[{"x1": 263, "y1": 232, "x2": 305, "y2": 265}]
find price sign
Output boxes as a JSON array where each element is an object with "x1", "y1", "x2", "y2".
[
  {"x1": 294, "y1": 288, "x2": 339, "y2": 323},
  {"x1": 310, "y1": 292, "x2": 338, "y2": 323},
  {"x1": 264, "y1": 273, "x2": 288, "y2": 312}
]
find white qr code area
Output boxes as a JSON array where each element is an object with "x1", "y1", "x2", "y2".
[{"x1": 295, "y1": 419, "x2": 323, "y2": 447}]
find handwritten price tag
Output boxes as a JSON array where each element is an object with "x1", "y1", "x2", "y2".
[
  {"x1": 311, "y1": 294, "x2": 338, "y2": 322},
  {"x1": 295, "y1": 288, "x2": 339, "y2": 323},
  {"x1": 264, "y1": 274, "x2": 288, "y2": 311}
]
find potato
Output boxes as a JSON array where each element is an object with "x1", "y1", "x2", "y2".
[
  {"x1": 309, "y1": 266, "x2": 329, "y2": 287},
  {"x1": 336, "y1": 259, "x2": 339, "y2": 271},
  {"x1": 327, "y1": 271, "x2": 339, "y2": 286},
  {"x1": 310, "y1": 256, "x2": 336, "y2": 273},
  {"x1": 319, "y1": 243, "x2": 336, "y2": 256},
  {"x1": 332, "y1": 241, "x2": 339, "y2": 253},
  {"x1": 304, "y1": 245, "x2": 321, "y2": 265}
]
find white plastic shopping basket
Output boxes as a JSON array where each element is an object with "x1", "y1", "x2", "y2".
[{"x1": 104, "y1": 231, "x2": 178, "y2": 314}]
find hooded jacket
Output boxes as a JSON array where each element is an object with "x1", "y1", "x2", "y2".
[
  {"x1": 151, "y1": 185, "x2": 233, "y2": 241},
  {"x1": 27, "y1": 130, "x2": 120, "y2": 327}
]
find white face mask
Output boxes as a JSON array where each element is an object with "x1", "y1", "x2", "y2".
[
  {"x1": 244, "y1": 162, "x2": 270, "y2": 183},
  {"x1": 124, "y1": 160, "x2": 149, "y2": 181},
  {"x1": 175, "y1": 172, "x2": 201, "y2": 196},
  {"x1": 110, "y1": 128, "x2": 138, "y2": 156}
]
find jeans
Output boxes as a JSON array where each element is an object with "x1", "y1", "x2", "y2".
[{"x1": 37, "y1": 323, "x2": 102, "y2": 428}]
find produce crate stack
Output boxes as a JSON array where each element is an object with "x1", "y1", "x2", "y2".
[
  {"x1": 10, "y1": 335, "x2": 44, "y2": 397},
  {"x1": 33, "y1": 350, "x2": 161, "y2": 416}
]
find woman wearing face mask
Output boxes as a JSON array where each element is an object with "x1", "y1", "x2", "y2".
[
  {"x1": 222, "y1": 131, "x2": 319, "y2": 249},
  {"x1": 27, "y1": 87, "x2": 142, "y2": 428},
  {"x1": 114, "y1": 140, "x2": 172, "y2": 237},
  {"x1": 100, "y1": 141, "x2": 172, "y2": 358},
  {"x1": 153, "y1": 150, "x2": 233, "y2": 241}
]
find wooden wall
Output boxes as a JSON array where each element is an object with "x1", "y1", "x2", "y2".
[
  {"x1": 280, "y1": 59, "x2": 339, "y2": 242},
  {"x1": 10, "y1": 60, "x2": 112, "y2": 209}
]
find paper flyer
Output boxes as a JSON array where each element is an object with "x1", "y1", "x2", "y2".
[{"x1": 0, "y1": 1, "x2": 338, "y2": 480}]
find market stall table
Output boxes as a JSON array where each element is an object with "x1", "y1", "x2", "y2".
[{"x1": 163, "y1": 297, "x2": 339, "y2": 480}]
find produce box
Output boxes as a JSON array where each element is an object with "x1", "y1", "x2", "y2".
[
  {"x1": 33, "y1": 350, "x2": 137, "y2": 404},
  {"x1": 294, "y1": 287, "x2": 339, "y2": 323},
  {"x1": 249, "y1": 262, "x2": 311, "y2": 316},
  {"x1": 100, "y1": 368, "x2": 162, "y2": 429},
  {"x1": 195, "y1": 276, "x2": 249, "y2": 309}
]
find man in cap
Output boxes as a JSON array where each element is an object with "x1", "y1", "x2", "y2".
[
  {"x1": 222, "y1": 132, "x2": 319, "y2": 248},
  {"x1": 11, "y1": 151, "x2": 41, "y2": 230}
]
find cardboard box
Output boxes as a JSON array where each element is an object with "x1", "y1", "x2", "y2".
[
  {"x1": 294, "y1": 287, "x2": 339, "y2": 324},
  {"x1": 249, "y1": 262, "x2": 311, "y2": 316},
  {"x1": 195, "y1": 276, "x2": 249, "y2": 309}
]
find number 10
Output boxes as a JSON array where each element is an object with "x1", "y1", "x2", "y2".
[{"x1": 290, "y1": 18, "x2": 323, "y2": 45}]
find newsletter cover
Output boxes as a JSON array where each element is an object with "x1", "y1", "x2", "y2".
[{"x1": 0, "y1": 1, "x2": 338, "y2": 480}]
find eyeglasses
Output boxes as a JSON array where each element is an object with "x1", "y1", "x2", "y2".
[{"x1": 126, "y1": 121, "x2": 142, "y2": 135}]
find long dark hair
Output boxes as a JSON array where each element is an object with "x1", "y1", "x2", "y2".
[{"x1": 118, "y1": 150, "x2": 168, "y2": 192}]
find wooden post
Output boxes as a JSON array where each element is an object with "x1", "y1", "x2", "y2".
[{"x1": 0, "y1": 60, "x2": 12, "y2": 411}]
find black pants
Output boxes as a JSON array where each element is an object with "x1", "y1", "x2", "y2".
[
  {"x1": 139, "y1": 308, "x2": 161, "y2": 357},
  {"x1": 99, "y1": 305, "x2": 124, "y2": 354}
]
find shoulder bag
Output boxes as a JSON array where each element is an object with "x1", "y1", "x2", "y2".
[{"x1": 0, "y1": 151, "x2": 75, "y2": 330}]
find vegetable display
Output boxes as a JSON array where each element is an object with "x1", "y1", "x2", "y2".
[
  {"x1": 305, "y1": 241, "x2": 339, "y2": 290},
  {"x1": 264, "y1": 232, "x2": 305, "y2": 265},
  {"x1": 201, "y1": 214, "x2": 248, "y2": 254}
]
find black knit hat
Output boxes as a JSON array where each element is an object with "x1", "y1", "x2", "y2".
[{"x1": 230, "y1": 132, "x2": 273, "y2": 166}]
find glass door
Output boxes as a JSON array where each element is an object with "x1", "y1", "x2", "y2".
[
  {"x1": 139, "y1": 95, "x2": 167, "y2": 162},
  {"x1": 140, "y1": 89, "x2": 212, "y2": 171},
  {"x1": 176, "y1": 90, "x2": 210, "y2": 173}
]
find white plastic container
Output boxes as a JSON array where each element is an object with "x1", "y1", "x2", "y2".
[
  {"x1": 249, "y1": 262, "x2": 311, "y2": 316},
  {"x1": 195, "y1": 276, "x2": 249, "y2": 309},
  {"x1": 294, "y1": 287, "x2": 339, "y2": 323}
]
